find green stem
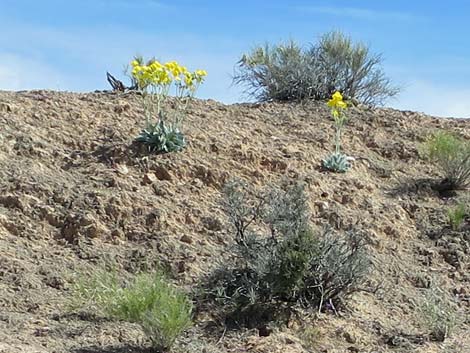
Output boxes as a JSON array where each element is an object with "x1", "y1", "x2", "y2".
[{"x1": 335, "y1": 125, "x2": 342, "y2": 154}]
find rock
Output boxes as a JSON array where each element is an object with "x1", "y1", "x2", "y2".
[
  {"x1": 0, "y1": 195, "x2": 24, "y2": 210},
  {"x1": 315, "y1": 201, "x2": 329, "y2": 213},
  {"x1": 142, "y1": 172, "x2": 158, "y2": 185},
  {"x1": 0, "y1": 102, "x2": 12, "y2": 112},
  {"x1": 115, "y1": 164, "x2": 129, "y2": 175},
  {"x1": 258, "y1": 326, "x2": 272, "y2": 337},
  {"x1": 441, "y1": 248, "x2": 462, "y2": 269},
  {"x1": 180, "y1": 234, "x2": 193, "y2": 244},
  {"x1": 146, "y1": 210, "x2": 166, "y2": 230},
  {"x1": 113, "y1": 102, "x2": 130, "y2": 114},
  {"x1": 153, "y1": 165, "x2": 172, "y2": 181},
  {"x1": 37, "y1": 205, "x2": 62, "y2": 227},
  {"x1": 61, "y1": 213, "x2": 109, "y2": 242},
  {"x1": 343, "y1": 331, "x2": 357, "y2": 344},
  {"x1": 341, "y1": 194, "x2": 352, "y2": 205},
  {"x1": 201, "y1": 216, "x2": 223, "y2": 231},
  {"x1": 194, "y1": 165, "x2": 220, "y2": 186}
]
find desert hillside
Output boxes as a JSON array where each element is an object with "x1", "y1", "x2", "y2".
[{"x1": 0, "y1": 90, "x2": 468, "y2": 353}]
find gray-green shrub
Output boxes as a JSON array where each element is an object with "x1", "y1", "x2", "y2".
[
  {"x1": 201, "y1": 179, "x2": 370, "y2": 324},
  {"x1": 74, "y1": 270, "x2": 192, "y2": 352},
  {"x1": 233, "y1": 31, "x2": 400, "y2": 105},
  {"x1": 420, "y1": 131, "x2": 470, "y2": 191}
]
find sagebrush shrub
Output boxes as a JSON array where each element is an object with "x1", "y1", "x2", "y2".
[
  {"x1": 74, "y1": 270, "x2": 192, "y2": 352},
  {"x1": 420, "y1": 131, "x2": 470, "y2": 191},
  {"x1": 233, "y1": 31, "x2": 399, "y2": 105},
  {"x1": 201, "y1": 179, "x2": 370, "y2": 324}
]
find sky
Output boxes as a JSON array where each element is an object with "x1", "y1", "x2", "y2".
[{"x1": 0, "y1": 0, "x2": 469, "y2": 118}]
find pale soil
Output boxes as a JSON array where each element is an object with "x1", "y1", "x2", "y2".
[{"x1": 0, "y1": 90, "x2": 468, "y2": 353}]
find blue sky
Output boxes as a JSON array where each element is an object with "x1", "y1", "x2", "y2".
[{"x1": 0, "y1": 0, "x2": 469, "y2": 118}]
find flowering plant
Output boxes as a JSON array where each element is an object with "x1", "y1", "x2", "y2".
[
  {"x1": 130, "y1": 57, "x2": 207, "y2": 153},
  {"x1": 322, "y1": 91, "x2": 352, "y2": 172},
  {"x1": 327, "y1": 91, "x2": 348, "y2": 154}
]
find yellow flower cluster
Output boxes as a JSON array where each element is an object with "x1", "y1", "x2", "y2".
[
  {"x1": 327, "y1": 91, "x2": 347, "y2": 109},
  {"x1": 327, "y1": 91, "x2": 348, "y2": 119},
  {"x1": 131, "y1": 59, "x2": 207, "y2": 90}
]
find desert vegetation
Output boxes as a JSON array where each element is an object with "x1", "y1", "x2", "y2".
[
  {"x1": 130, "y1": 57, "x2": 207, "y2": 153},
  {"x1": 199, "y1": 179, "x2": 370, "y2": 328},
  {"x1": 233, "y1": 30, "x2": 400, "y2": 105},
  {"x1": 0, "y1": 30, "x2": 469, "y2": 353},
  {"x1": 419, "y1": 130, "x2": 470, "y2": 191},
  {"x1": 74, "y1": 270, "x2": 192, "y2": 352}
]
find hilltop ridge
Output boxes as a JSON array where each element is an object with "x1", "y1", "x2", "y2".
[{"x1": 0, "y1": 90, "x2": 468, "y2": 353}]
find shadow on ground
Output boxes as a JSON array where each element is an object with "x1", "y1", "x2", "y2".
[{"x1": 73, "y1": 345, "x2": 154, "y2": 353}]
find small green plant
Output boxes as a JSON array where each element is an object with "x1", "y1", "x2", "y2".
[
  {"x1": 74, "y1": 270, "x2": 192, "y2": 352},
  {"x1": 135, "y1": 120, "x2": 186, "y2": 154},
  {"x1": 418, "y1": 286, "x2": 458, "y2": 342},
  {"x1": 131, "y1": 57, "x2": 206, "y2": 154},
  {"x1": 322, "y1": 152, "x2": 351, "y2": 173},
  {"x1": 420, "y1": 131, "x2": 470, "y2": 191},
  {"x1": 322, "y1": 91, "x2": 352, "y2": 172},
  {"x1": 233, "y1": 30, "x2": 399, "y2": 105},
  {"x1": 448, "y1": 203, "x2": 467, "y2": 231},
  {"x1": 200, "y1": 179, "x2": 370, "y2": 326}
]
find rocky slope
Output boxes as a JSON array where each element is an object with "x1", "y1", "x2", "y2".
[{"x1": 0, "y1": 90, "x2": 468, "y2": 353}]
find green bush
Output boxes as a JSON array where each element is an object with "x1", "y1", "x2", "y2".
[
  {"x1": 201, "y1": 179, "x2": 370, "y2": 325},
  {"x1": 74, "y1": 270, "x2": 192, "y2": 352},
  {"x1": 448, "y1": 203, "x2": 467, "y2": 231},
  {"x1": 420, "y1": 131, "x2": 470, "y2": 191},
  {"x1": 233, "y1": 31, "x2": 399, "y2": 105}
]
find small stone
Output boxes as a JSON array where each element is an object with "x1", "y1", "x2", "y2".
[
  {"x1": 0, "y1": 102, "x2": 12, "y2": 112},
  {"x1": 341, "y1": 194, "x2": 352, "y2": 205},
  {"x1": 315, "y1": 201, "x2": 329, "y2": 213},
  {"x1": 201, "y1": 216, "x2": 223, "y2": 231},
  {"x1": 258, "y1": 326, "x2": 272, "y2": 337},
  {"x1": 153, "y1": 165, "x2": 172, "y2": 181},
  {"x1": 113, "y1": 102, "x2": 130, "y2": 114},
  {"x1": 142, "y1": 172, "x2": 157, "y2": 185},
  {"x1": 115, "y1": 164, "x2": 129, "y2": 175},
  {"x1": 0, "y1": 195, "x2": 24, "y2": 210},
  {"x1": 180, "y1": 234, "x2": 193, "y2": 244},
  {"x1": 343, "y1": 331, "x2": 357, "y2": 344}
]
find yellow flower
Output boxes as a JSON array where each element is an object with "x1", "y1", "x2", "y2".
[
  {"x1": 184, "y1": 72, "x2": 194, "y2": 86},
  {"x1": 195, "y1": 69, "x2": 207, "y2": 77},
  {"x1": 327, "y1": 91, "x2": 347, "y2": 109}
]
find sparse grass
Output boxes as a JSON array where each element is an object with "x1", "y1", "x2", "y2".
[
  {"x1": 448, "y1": 203, "x2": 467, "y2": 231},
  {"x1": 73, "y1": 270, "x2": 192, "y2": 352},
  {"x1": 420, "y1": 131, "x2": 470, "y2": 191},
  {"x1": 418, "y1": 286, "x2": 459, "y2": 342},
  {"x1": 299, "y1": 325, "x2": 322, "y2": 349}
]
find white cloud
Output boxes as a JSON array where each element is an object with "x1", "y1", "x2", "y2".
[
  {"x1": 297, "y1": 5, "x2": 422, "y2": 22},
  {"x1": 0, "y1": 53, "x2": 66, "y2": 91},
  {"x1": 391, "y1": 80, "x2": 470, "y2": 118},
  {"x1": 0, "y1": 22, "x2": 244, "y2": 101}
]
